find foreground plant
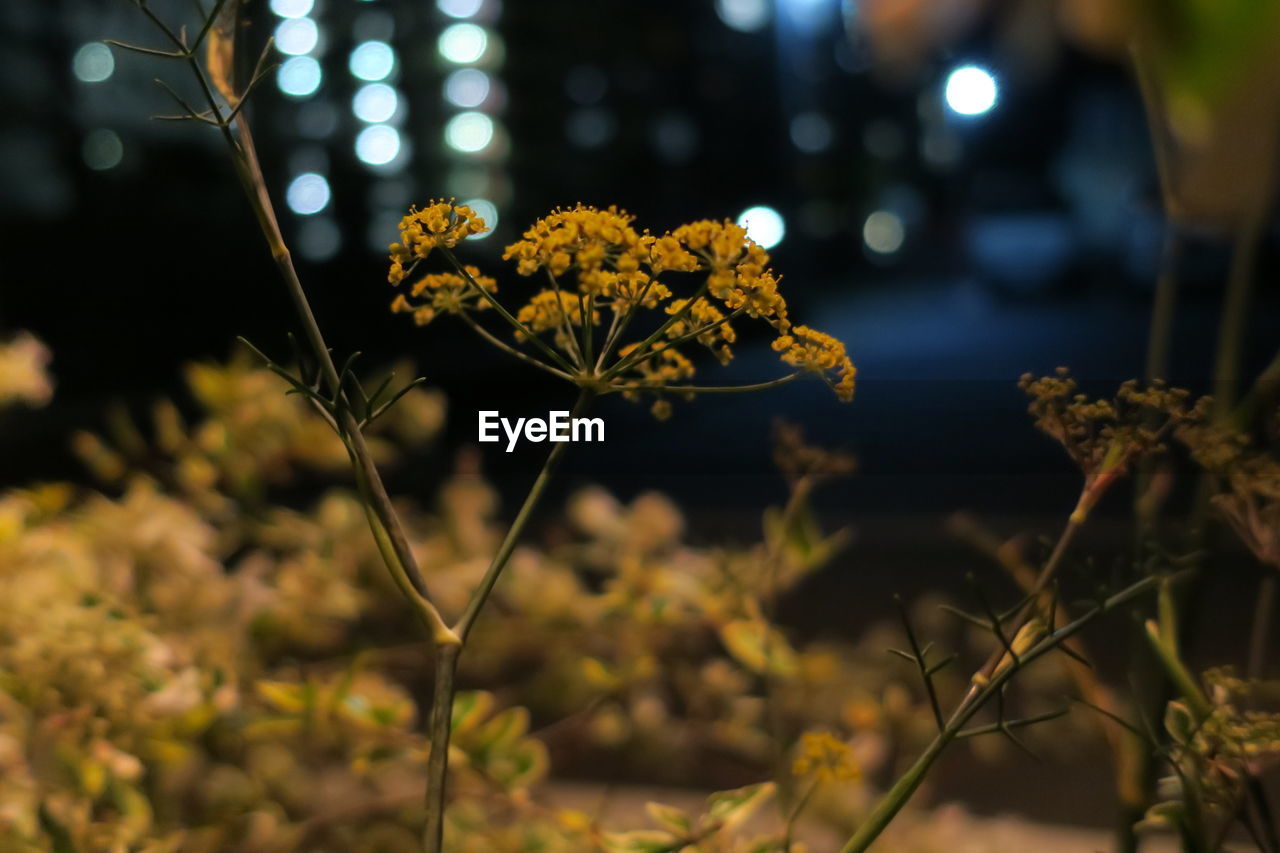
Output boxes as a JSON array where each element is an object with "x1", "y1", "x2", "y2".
[{"x1": 109, "y1": 4, "x2": 854, "y2": 850}]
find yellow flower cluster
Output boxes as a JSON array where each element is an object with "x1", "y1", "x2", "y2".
[
  {"x1": 664, "y1": 298, "x2": 735, "y2": 365},
  {"x1": 617, "y1": 344, "x2": 696, "y2": 420},
  {"x1": 385, "y1": 200, "x2": 856, "y2": 415},
  {"x1": 390, "y1": 266, "x2": 497, "y2": 326},
  {"x1": 0, "y1": 331, "x2": 54, "y2": 409},
  {"x1": 388, "y1": 200, "x2": 488, "y2": 284},
  {"x1": 515, "y1": 290, "x2": 600, "y2": 352},
  {"x1": 791, "y1": 731, "x2": 860, "y2": 782},
  {"x1": 773, "y1": 326, "x2": 857, "y2": 401},
  {"x1": 503, "y1": 204, "x2": 653, "y2": 298},
  {"x1": 669, "y1": 220, "x2": 790, "y2": 331}
]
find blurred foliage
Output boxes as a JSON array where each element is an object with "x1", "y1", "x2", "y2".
[{"x1": 0, "y1": 350, "x2": 1093, "y2": 851}]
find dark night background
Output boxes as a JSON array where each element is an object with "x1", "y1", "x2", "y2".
[{"x1": 2, "y1": 0, "x2": 1280, "y2": 828}]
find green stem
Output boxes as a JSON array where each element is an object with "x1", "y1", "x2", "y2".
[
  {"x1": 545, "y1": 268, "x2": 585, "y2": 368},
  {"x1": 1213, "y1": 216, "x2": 1263, "y2": 421},
  {"x1": 840, "y1": 735, "x2": 952, "y2": 853},
  {"x1": 440, "y1": 248, "x2": 579, "y2": 375},
  {"x1": 1145, "y1": 228, "x2": 1182, "y2": 384},
  {"x1": 1248, "y1": 575, "x2": 1277, "y2": 681},
  {"x1": 457, "y1": 312, "x2": 574, "y2": 381},
  {"x1": 840, "y1": 573, "x2": 1165, "y2": 853},
  {"x1": 424, "y1": 642, "x2": 460, "y2": 853},
  {"x1": 603, "y1": 373, "x2": 801, "y2": 396},
  {"x1": 453, "y1": 388, "x2": 594, "y2": 641},
  {"x1": 596, "y1": 279, "x2": 655, "y2": 370},
  {"x1": 600, "y1": 282, "x2": 709, "y2": 381}
]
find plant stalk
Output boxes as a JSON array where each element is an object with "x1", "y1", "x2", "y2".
[{"x1": 424, "y1": 642, "x2": 460, "y2": 853}]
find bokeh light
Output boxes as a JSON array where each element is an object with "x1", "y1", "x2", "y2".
[
  {"x1": 73, "y1": 43, "x2": 114, "y2": 83},
  {"x1": 566, "y1": 109, "x2": 616, "y2": 149},
  {"x1": 285, "y1": 173, "x2": 331, "y2": 215},
  {"x1": 82, "y1": 129, "x2": 123, "y2": 171},
  {"x1": 862, "y1": 210, "x2": 905, "y2": 255},
  {"x1": 737, "y1": 205, "x2": 785, "y2": 249},
  {"x1": 437, "y1": 0, "x2": 484, "y2": 18},
  {"x1": 715, "y1": 0, "x2": 769, "y2": 32},
  {"x1": 269, "y1": 0, "x2": 314, "y2": 17},
  {"x1": 274, "y1": 17, "x2": 318, "y2": 56},
  {"x1": 445, "y1": 112, "x2": 494, "y2": 153},
  {"x1": 944, "y1": 65, "x2": 998, "y2": 116},
  {"x1": 349, "y1": 41, "x2": 396, "y2": 82},
  {"x1": 444, "y1": 68, "x2": 491, "y2": 108},
  {"x1": 297, "y1": 216, "x2": 341, "y2": 262},
  {"x1": 353, "y1": 83, "x2": 399, "y2": 123},
  {"x1": 277, "y1": 56, "x2": 323, "y2": 97},
  {"x1": 355, "y1": 124, "x2": 402, "y2": 166},
  {"x1": 789, "y1": 111, "x2": 833, "y2": 153},
  {"x1": 564, "y1": 65, "x2": 608, "y2": 105},
  {"x1": 438, "y1": 24, "x2": 488, "y2": 64},
  {"x1": 463, "y1": 198, "x2": 498, "y2": 238}
]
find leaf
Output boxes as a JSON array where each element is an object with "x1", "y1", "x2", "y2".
[
  {"x1": 719, "y1": 620, "x2": 798, "y2": 677},
  {"x1": 450, "y1": 690, "x2": 494, "y2": 736},
  {"x1": 204, "y1": 0, "x2": 239, "y2": 106},
  {"x1": 1135, "y1": 799, "x2": 1184, "y2": 833},
  {"x1": 603, "y1": 828, "x2": 678, "y2": 849},
  {"x1": 1163, "y1": 700, "x2": 1194, "y2": 745},
  {"x1": 645, "y1": 801, "x2": 693, "y2": 837},
  {"x1": 254, "y1": 680, "x2": 309, "y2": 715},
  {"x1": 487, "y1": 737, "x2": 548, "y2": 791},
  {"x1": 472, "y1": 706, "x2": 530, "y2": 752},
  {"x1": 703, "y1": 782, "x2": 775, "y2": 833}
]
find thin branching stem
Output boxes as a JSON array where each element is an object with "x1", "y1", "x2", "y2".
[
  {"x1": 544, "y1": 268, "x2": 585, "y2": 368},
  {"x1": 123, "y1": 0, "x2": 459, "y2": 659},
  {"x1": 457, "y1": 312, "x2": 575, "y2": 381},
  {"x1": 600, "y1": 282, "x2": 709, "y2": 380},
  {"x1": 602, "y1": 373, "x2": 801, "y2": 396},
  {"x1": 839, "y1": 572, "x2": 1172, "y2": 853},
  {"x1": 438, "y1": 249, "x2": 580, "y2": 375},
  {"x1": 453, "y1": 388, "x2": 595, "y2": 641}
]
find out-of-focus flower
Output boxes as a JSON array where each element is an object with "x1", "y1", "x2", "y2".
[{"x1": 0, "y1": 332, "x2": 53, "y2": 408}]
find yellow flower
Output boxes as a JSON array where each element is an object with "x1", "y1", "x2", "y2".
[
  {"x1": 514, "y1": 290, "x2": 600, "y2": 353},
  {"x1": 773, "y1": 326, "x2": 856, "y2": 401},
  {"x1": 666, "y1": 220, "x2": 789, "y2": 330},
  {"x1": 390, "y1": 266, "x2": 497, "y2": 327},
  {"x1": 503, "y1": 204, "x2": 648, "y2": 297},
  {"x1": 792, "y1": 731, "x2": 860, "y2": 782},
  {"x1": 387, "y1": 200, "x2": 487, "y2": 282},
  {"x1": 0, "y1": 332, "x2": 54, "y2": 409},
  {"x1": 664, "y1": 298, "x2": 735, "y2": 365}
]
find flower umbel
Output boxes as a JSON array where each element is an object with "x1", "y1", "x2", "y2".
[
  {"x1": 791, "y1": 731, "x2": 861, "y2": 783},
  {"x1": 1178, "y1": 402, "x2": 1280, "y2": 569},
  {"x1": 391, "y1": 266, "x2": 497, "y2": 326},
  {"x1": 387, "y1": 202, "x2": 855, "y2": 417},
  {"x1": 388, "y1": 200, "x2": 488, "y2": 285},
  {"x1": 1019, "y1": 369, "x2": 1192, "y2": 522},
  {"x1": 773, "y1": 326, "x2": 857, "y2": 402}
]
